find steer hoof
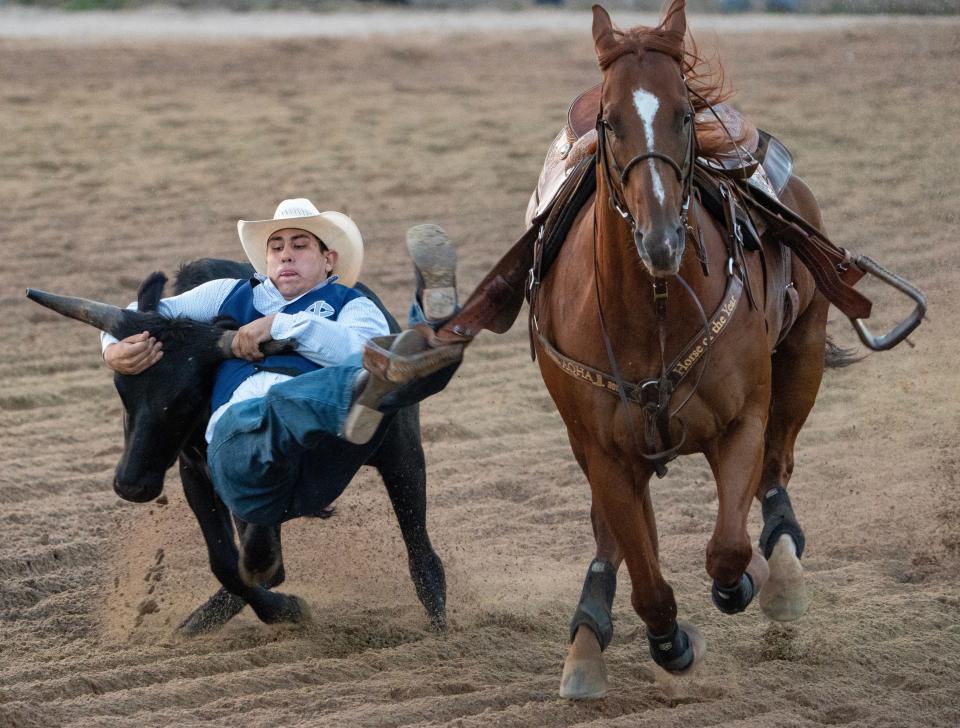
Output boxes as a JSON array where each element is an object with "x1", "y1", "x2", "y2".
[
  {"x1": 559, "y1": 625, "x2": 608, "y2": 699},
  {"x1": 249, "y1": 589, "x2": 312, "y2": 627},
  {"x1": 267, "y1": 595, "x2": 311, "y2": 625},
  {"x1": 176, "y1": 588, "x2": 246, "y2": 637}
]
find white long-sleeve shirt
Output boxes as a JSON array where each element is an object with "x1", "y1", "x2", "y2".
[{"x1": 100, "y1": 274, "x2": 389, "y2": 442}]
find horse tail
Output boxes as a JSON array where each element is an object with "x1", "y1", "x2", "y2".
[{"x1": 824, "y1": 336, "x2": 863, "y2": 369}]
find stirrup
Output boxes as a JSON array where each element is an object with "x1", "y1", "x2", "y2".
[
  {"x1": 343, "y1": 331, "x2": 427, "y2": 445},
  {"x1": 362, "y1": 332, "x2": 465, "y2": 385}
]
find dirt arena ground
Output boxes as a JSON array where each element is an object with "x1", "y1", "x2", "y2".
[{"x1": 1, "y1": 11, "x2": 958, "y2": 727}]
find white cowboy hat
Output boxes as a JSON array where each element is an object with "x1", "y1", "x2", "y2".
[{"x1": 237, "y1": 198, "x2": 364, "y2": 287}]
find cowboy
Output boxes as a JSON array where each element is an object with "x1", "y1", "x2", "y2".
[{"x1": 101, "y1": 198, "x2": 460, "y2": 525}]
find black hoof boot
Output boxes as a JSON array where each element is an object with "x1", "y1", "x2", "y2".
[
  {"x1": 647, "y1": 623, "x2": 695, "y2": 673},
  {"x1": 711, "y1": 573, "x2": 755, "y2": 614},
  {"x1": 759, "y1": 486, "x2": 805, "y2": 559},
  {"x1": 569, "y1": 558, "x2": 617, "y2": 651}
]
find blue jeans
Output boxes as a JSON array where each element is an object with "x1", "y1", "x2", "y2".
[
  {"x1": 208, "y1": 300, "x2": 460, "y2": 527},
  {"x1": 207, "y1": 354, "x2": 386, "y2": 526}
]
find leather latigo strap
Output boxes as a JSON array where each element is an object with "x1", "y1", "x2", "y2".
[
  {"x1": 538, "y1": 273, "x2": 745, "y2": 400},
  {"x1": 740, "y1": 183, "x2": 872, "y2": 320},
  {"x1": 430, "y1": 155, "x2": 597, "y2": 348}
]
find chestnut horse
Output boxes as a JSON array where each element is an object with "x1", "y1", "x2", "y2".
[{"x1": 535, "y1": 3, "x2": 836, "y2": 698}]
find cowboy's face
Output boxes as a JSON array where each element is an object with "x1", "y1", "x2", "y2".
[{"x1": 266, "y1": 228, "x2": 338, "y2": 299}]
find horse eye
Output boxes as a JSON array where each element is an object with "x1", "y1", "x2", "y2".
[{"x1": 682, "y1": 113, "x2": 693, "y2": 126}]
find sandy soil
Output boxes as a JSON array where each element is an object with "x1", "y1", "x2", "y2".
[
  {"x1": 0, "y1": 8, "x2": 930, "y2": 41},
  {"x1": 1, "y1": 12, "x2": 958, "y2": 728}
]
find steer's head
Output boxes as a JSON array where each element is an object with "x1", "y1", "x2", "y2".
[{"x1": 27, "y1": 273, "x2": 290, "y2": 503}]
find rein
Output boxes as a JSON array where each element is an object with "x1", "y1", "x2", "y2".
[{"x1": 592, "y1": 71, "x2": 706, "y2": 476}]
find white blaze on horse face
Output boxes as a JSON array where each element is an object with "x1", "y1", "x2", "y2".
[{"x1": 632, "y1": 88, "x2": 666, "y2": 204}]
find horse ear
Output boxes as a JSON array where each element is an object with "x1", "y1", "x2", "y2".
[
  {"x1": 592, "y1": 4, "x2": 617, "y2": 59},
  {"x1": 661, "y1": 0, "x2": 687, "y2": 38}
]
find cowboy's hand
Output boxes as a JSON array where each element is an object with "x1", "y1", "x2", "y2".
[
  {"x1": 103, "y1": 331, "x2": 163, "y2": 375},
  {"x1": 232, "y1": 315, "x2": 276, "y2": 361}
]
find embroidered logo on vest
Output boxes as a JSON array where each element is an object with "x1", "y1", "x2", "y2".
[{"x1": 305, "y1": 300, "x2": 336, "y2": 318}]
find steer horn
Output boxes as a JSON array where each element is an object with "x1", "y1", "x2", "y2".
[
  {"x1": 216, "y1": 329, "x2": 298, "y2": 359},
  {"x1": 26, "y1": 288, "x2": 127, "y2": 336}
]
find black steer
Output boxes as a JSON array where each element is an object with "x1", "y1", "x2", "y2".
[{"x1": 27, "y1": 259, "x2": 446, "y2": 634}]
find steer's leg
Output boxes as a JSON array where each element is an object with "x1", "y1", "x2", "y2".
[
  {"x1": 366, "y1": 406, "x2": 446, "y2": 631},
  {"x1": 234, "y1": 518, "x2": 285, "y2": 588},
  {"x1": 176, "y1": 442, "x2": 308, "y2": 636}
]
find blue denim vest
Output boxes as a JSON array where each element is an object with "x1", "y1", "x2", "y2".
[{"x1": 211, "y1": 278, "x2": 362, "y2": 411}]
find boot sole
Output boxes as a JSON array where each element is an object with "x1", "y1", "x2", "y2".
[{"x1": 407, "y1": 224, "x2": 457, "y2": 321}]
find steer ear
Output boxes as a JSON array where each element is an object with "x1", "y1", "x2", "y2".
[
  {"x1": 26, "y1": 288, "x2": 129, "y2": 337},
  {"x1": 137, "y1": 272, "x2": 168, "y2": 313}
]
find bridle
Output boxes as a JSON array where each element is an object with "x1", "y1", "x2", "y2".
[
  {"x1": 594, "y1": 80, "x2": 697, "y2": 237},
  {"x1": 591, "y1": 65, "x2": 711, "y2": 477}
]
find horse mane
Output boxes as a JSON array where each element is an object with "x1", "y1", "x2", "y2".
[{"x1": 599, "y1": 20, "x2": 744, "y2": 159}]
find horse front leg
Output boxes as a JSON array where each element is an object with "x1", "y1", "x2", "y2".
[
  {"x1": 560, "y1": 432, "x2": 622, "y2": 699},
  {"x1": 560, "y1": 499, "x2": 622, "y2": 699},
  {"x1": 704, "y1": 405, "x2": 771, "y2": 616},
  {"x1": 583, "y1": 451, "x2": 704, "y2": 683}
]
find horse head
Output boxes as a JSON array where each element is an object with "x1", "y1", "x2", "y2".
[{"x1": 592, "y1": 2, "x2": 693, "y2": 277}]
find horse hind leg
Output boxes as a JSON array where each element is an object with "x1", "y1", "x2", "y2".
[{"x1": 757, "y1": 295, "x2": 829, "y2": 622}]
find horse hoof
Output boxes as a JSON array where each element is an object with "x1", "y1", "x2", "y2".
[
  {"x1": 760, "y1": 535, "x2": 809, "y2": 622},
  {"x1": 559, "y1": 625, "x2": 608, "y2": 699},
  {"x1": 650, "y1": 621, "x2": 706, "y2": 678},
  {"x1": 747, "y1": 547, "x2": 770, "y2": 593},
  {"x1": 671, "y1": 621, "x2": 706, "y2": 677}
]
